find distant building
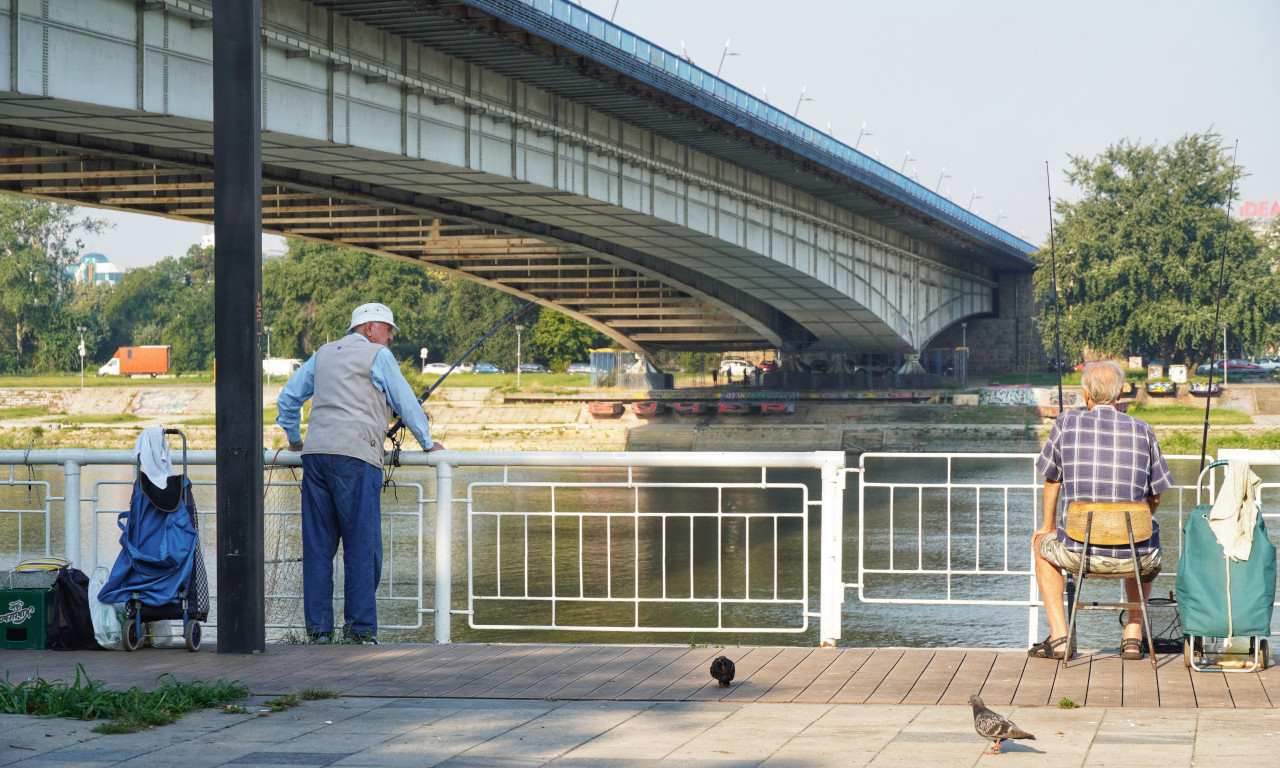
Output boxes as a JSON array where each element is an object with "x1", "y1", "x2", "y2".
[{"x1": 70, "y1": 252, "x2": 124, "y2": 285}]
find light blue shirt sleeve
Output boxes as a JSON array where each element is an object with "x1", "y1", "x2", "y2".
[
  {"x1": 275, "y1": 353, "x2": 317, "y2": 444},
  {"x1": 370, "y1": 347, "x2": 434, "y2": 450}
]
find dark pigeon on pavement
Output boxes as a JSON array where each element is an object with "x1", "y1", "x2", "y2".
[
  {"x1": 969, "y1": 694, "x2": 1035, "y2": 754},
  {"x1": 709, "y1": 655, "x2": 735, "y2": 687}
]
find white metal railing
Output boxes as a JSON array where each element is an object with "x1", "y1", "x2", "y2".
[
  {"x1": 0, "y1": 448, "x2": 847, "y2": 645},
  {"x1": 464, "y1": 466, "x2": 812, "y2": 634},
  {"x1": 5, "y1": 447, "x2": 1276, "y2": 648}
]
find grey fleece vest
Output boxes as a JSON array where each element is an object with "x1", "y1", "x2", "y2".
[{"x1": 302, "y1": 336, "x2": 392, "y2": 467}]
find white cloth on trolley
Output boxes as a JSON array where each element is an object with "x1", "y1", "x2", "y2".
[{"x1": 1208, "y1": 459, "x2": 1261, "y2": 562}]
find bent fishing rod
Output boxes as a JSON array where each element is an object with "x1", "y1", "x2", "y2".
[
  {"x1": 1200, "y1": 141, "x2": 1239, "y2": 472},
  {"x1": 1046, "y1": 161, "x2": 1065, "y2": 416},
  {"x1": 386, "y1": 298, "x2": 540, "y2": 448}
]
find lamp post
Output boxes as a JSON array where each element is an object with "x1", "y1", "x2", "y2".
[
  {"x1": 716, "y1": 38, "x2": 738, "y2": 77},
  {"x1": 855, "y1": 122, "x2": 871, "y2": 150},
  {"x1": 900, "y1": 149, "x2": 915, "y2": 174},
  {"x1": 793, "y1": 86, "x2": 813, "y2": 117},
  {"x1": 935, "y1": 167, "x2": 950, "y2": 193},
  {"x1": 77, "y1": 326, "x2": 86, "y2": 389},
  {"x1": 264, "y1": 325, "x2": 272, "y2": 387},
  {"x1": 515, "y1": 324, "x2": 525, "y2": 389}
]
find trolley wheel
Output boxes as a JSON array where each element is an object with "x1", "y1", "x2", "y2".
[
  {"x1": 1259, "y1": 639, "x2": 1270, "y2": 671},
  {"x1": 123, "y1": 616, "x2": 142, "y2": 652},
  {"x1": 1183, "y1": 636, "x2": 1193, "y2": 668},
  {"x1": 184, "y1": 621, "x2": 201, "y2": 652}
]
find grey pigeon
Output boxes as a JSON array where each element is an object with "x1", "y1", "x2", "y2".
[
  {"x1": 709, "y1": 655, "x2": 735, "y2": 687},
  {"x1": 969, "y1": 694, "x2": 1035, "y2": 754}
]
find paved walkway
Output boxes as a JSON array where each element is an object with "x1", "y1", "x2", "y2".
[{"x1": 3, "y1": 644, "x2": 1277, "y2": 767}]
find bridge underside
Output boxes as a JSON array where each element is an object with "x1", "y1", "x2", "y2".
[
  {"x1": 0, "y1": 127, "x2": 793, "y2": 354},
  {"x1": 0, "y1": 0, "x2": 1032, "y2": 356}
]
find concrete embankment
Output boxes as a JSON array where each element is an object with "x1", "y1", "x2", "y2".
[{"x1": 2, "y1": 384, "x2": 1046, "y2": 454}]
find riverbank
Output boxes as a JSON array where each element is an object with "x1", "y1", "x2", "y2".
[{"x1": 3, "y1": 384, "x2": 1277, "y2": 454}]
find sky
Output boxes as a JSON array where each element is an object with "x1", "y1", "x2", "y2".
[{"x1": 82, "y1": 0, "x2": 1278, "y2": 268}]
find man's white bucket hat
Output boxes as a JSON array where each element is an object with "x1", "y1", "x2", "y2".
[{"x1": 348, "y1": 302, "x2": 399, "y2": 333}]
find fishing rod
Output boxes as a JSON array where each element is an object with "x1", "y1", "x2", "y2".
[
  {"x1": 386, "y1": 298, "x2": 541, "y2": 448},
  {"x1": 1199, "y1": 141, "x2": 1239, "y2": 472},
  {"x1": 1046, "y1": 161, "x2": 1065, "y2": 416}
]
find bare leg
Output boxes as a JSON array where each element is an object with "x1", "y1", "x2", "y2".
[
  {"x1": 1122, "y1": 577, "x2": 1152, "y2": 639},
  {"x1": 1032, "y1": 532, "x2": 1068, "y2": 640}
]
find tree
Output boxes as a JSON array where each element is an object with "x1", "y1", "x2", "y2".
[
  {"x1": 529, "y1": 309, "x2": 607, "y2": 372},
  {"x1": 0, "y1": 196, "x2": 107, "y2": 300},
  {"x1": 1033, "y1": 132, "x2": 1274, "y2": 364}
]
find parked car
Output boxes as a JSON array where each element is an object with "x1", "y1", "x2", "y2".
[
  {"x1": 1252, "y1": 358, "x2": 1280, "y2": 372},
  {"x1": 517, "y1": 362, "x2": 551, "y2": 373},
  {"x1": 1196, "y1": 361, "x2": 1214, "y2": 375},
  {"x1": 758, "y1": 360, "x2": 778, "y2": 373},
  {"x1": 422, "y1": 362, "x2": 452, "y2": 374},
  {"x1": 1045, "y1": 357, "x2": 1070, "y2": 372},
  {"x1": 1214, "y1": 358, "x2": 1264, "y2": 373},
  {"x1": 718, "y1": 357, "x2": 756, "y2": 377},
  {"x1": 471, "y1": 362, "x2": 504, "y2": 374},
  {"x1": 566, "y1": 361, "x2": 601, "y2": 375}
]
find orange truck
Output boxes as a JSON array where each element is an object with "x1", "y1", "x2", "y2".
[{"x1": 97, "y1": 345, "x2": 171, "y2": 376}]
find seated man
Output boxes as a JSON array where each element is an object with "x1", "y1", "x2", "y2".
[{"x1": 1030, "y1": 361, "x2": 1172, "y2": 660}]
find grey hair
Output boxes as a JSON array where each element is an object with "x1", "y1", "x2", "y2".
[{"x1": 1081, "y1": 361, "x2": 1125, "y2": 404}]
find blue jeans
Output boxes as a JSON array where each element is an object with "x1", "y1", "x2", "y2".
[{"x1": 300, "y1": 453, "x2": 383, "y2": 638}]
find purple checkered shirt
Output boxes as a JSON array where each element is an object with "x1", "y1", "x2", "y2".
[{"x1": 1035, "y1": 404, "x2": 1173, "y2": 556}]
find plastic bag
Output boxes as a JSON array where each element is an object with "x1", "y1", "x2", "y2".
[{"x1": 89, "y1": 566, "x2": 126, "y2": 650}]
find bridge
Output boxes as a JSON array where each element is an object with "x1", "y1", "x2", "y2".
[{"x1": 0, "y1": 0, "x2": 1035, "y2": 361}]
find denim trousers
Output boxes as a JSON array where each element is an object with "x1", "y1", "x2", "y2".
[{"x1": 300, "y1": 453, "x2": 383, "y2": 637}]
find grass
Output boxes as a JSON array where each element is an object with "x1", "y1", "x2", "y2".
[
  {"x1": 1159, "y1": 430, "x2": 1280, "y2": 455},
  {"x1": 942, "y1": 405, "x2": 1037, "y2": 424},
  {"x1": 46, "y1": 413, "x2": 141, "y2": 424},
  {"x1": 0, "y1": 406, "x2": 47, "y2": 419},
  {"x1": 1128, "y1": 404, "x2": 1252, "y2": 425},
  {"x1": 0, "y1": 665, "x2": 248, "y2": 734},
  {"x1": 0, "y1": 373, "x2": 214, "y2": 388}
]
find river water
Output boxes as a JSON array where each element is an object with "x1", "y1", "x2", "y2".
[{"x1": 4, "y1": 454, "x2": 1277, "y2": 649}]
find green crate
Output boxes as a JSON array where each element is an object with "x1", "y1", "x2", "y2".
[{"x1": 0, "y1": 588, "x2": 54, "y2": 650}]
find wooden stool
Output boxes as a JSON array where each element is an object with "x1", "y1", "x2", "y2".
[{"x1": 1062, "y1": 501, "x2": 1158, "y2": 669}]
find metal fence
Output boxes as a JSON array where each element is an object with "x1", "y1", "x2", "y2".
[{"x1": 4, "y1": 447, "x2": 1278, "y2": 648}]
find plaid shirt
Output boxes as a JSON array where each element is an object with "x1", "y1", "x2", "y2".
[{"x1": 1036, "y1": 404, "x2": 1173, "y2": 556}]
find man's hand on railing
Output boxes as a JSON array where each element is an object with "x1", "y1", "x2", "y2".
[{"x1": 287, "y1": 440, "x2": 304, "y2": 452}]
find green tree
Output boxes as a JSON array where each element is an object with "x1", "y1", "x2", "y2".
[
  {"x1": 1034, "y1": 132, "x2": 1272, "y2": 364},
  {"x1": 529, "y1": 309, "x2": 607, "y2": 372}
]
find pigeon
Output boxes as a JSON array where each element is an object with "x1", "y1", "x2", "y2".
[
  {"x1": 709, "y1": 655, "x2": 735, "y2": 687},
  {"x1": 969, "y1": 694, "x2": 1035, "y2": 755}
]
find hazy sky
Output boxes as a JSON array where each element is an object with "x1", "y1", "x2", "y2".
[{"x1": 83, "y1": 0, "x2": 1278, "y2": 268}]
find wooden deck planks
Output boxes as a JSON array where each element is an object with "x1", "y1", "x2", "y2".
[
  {"x1": 864, "y1": 649, "x2": 933, "y2": 704},
  {"x1": 830, "y1": 648, "x2": 904, "y2": 703},
  {"x1": 938, "y1": 650, "x2": 995, "y2": 705},
  {"x1": 1154, "y1": 653, "x2": 1199, "y2": 707},
  {"x1": 903, "y1": 649, "x2": 966, "y2": 704},
  {"x1": 756, "y1": 648, "x2": 840, "y2": 702},
  {"x1": 5, "y1": 644, "x2": 1277, "y2": 708},
  {"x1": 796, "y1": 647, "x2": 873, "y2": 702},
  {"x1": 1011, "y1": 653, "x2": 1059, "y2": 706},
  {"x1": 979, "y1": 651, "x2": 1028, "y2": 707},
  {"x1": 1084, "y1": 651, "x2": 1126, "y2": 708}
]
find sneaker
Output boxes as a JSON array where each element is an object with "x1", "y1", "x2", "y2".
[
  {"x1": 340, "y1": 630, "x2": 378, "y2": 645},
  {"x1": 308, "y1": 631, "x2": 332, "y2": 645}
]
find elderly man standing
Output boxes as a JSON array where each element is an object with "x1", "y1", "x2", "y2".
[
  {"x1": 1030, "y1": 361, "x2": 1173, "y2": 660},
  {"x1": 276, "y1": 302, "x2": 443, "y2": 644}
]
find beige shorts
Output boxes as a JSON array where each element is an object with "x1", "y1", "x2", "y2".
[{"x1": 1039, "y1": 533, "x2": 1162, "y2": 583}]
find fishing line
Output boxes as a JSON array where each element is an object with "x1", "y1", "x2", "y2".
[
  {"x1": 1199, "y1": 141, "x2": 1239, "y2": 472},
  {"x1": 1045, "y1": 161, "x2": 1065, "y2": 415},
  {"x1": 385, "y1": 298, "x2": 541, "y2": 465}
]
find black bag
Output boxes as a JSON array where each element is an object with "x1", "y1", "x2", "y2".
[
  {"x1": 1120, "y1": 596, "x2": 1183, "y2": 654},
  {"x1": 48, "y1": 567, "x2": 102, "y2": 651}
]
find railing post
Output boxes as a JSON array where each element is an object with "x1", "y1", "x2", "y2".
[
  {"x1": 434, "y1": 460, "x2": 453, "y2": 644},
  {"x1": 63, "y1": 460, "x2": 81, "y2": 567},
  {"x1": 817, "y1": 451, "x2": 846, "y2": 647}
]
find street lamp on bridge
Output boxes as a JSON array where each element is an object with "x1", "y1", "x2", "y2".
[
  {"x1": 855, "y1": 122, "x2": 872, "y2": 150},
  {"x1": 716, "y1": 38, "x2": 739, "y2": 77},
  {"x1": 900, "y1": 149, "x2": 915, "y2": 174},
  {"x1": 935, "y1": 167, "x2": 950, "y2": 193}
]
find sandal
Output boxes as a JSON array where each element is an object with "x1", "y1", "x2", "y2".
[
  {"x1": 1028, "y1": 635, "x2": 1073, "y2": 660},
  {"x1": 1120, "y1": 636, "x2": 1145, "y2": 660}
]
